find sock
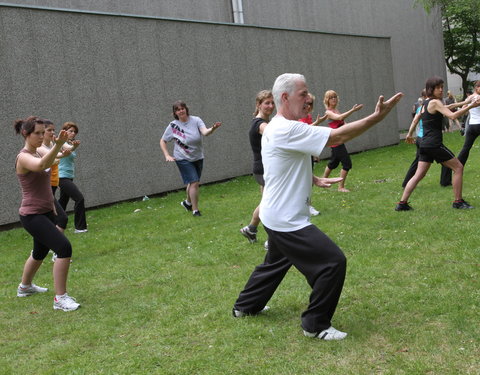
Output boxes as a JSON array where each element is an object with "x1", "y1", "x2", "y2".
[
  {"x1": 19, "y1": 283, "x2": 30, "y2": 289},
  {"x1": 55, "y1": 293, "x2": 67, "y2": 300},
  {"x1": 185, "y1": 200, "x2": 192, "y2": 206},
  {"x1": 248, "y1": 225, "x2": 258, "y2": 233}
]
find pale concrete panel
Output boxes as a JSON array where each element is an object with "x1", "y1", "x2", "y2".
[{"x1": 0, "y1": 6, "x2": 395, "y2": 226}]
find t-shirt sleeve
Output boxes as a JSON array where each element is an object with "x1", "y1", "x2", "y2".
[
  {"x1": 196, "y1": 116, "x2": 207, "y2": 130},
  {"x1": 162, "y1": 123, "x2": 174, "y2": 141},
  {"x1": 287, "y1": 121, "x2": 331, "y2": 156},
  {"x1": 251, "y1": 118, "x2": 264, "y2": 134}
]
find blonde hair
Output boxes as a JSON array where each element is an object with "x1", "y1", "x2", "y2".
[
  {"x1": 323, "y1": 90, "x2": 338, "y2": 109},
  {"x1": 253, "y1": 90, "x2": 273, "y2": 116}
]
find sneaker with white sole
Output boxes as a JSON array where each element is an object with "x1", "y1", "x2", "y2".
[
  {"x1": 303, "y1": 326, "x2": 347, "y2": 341},
  {"x1": 74, "y1": 229, "x2": 88, "y2": 234},
  {"x1": 53, "y1": 294, "x2": 80, "y2": 311},
  {"x1": 232, "y1": 305, "x2": 270, "y2": 318},
  {"x1": 264, "y1": 240, "x2": 269, "y2": 251},
  {"x1": 240, "y1": 226, "x2": 257, "y2": 243},
  {"x1": 181, "y1": 200, "x2": 193, "y2": 211},
  {"x1": 17, "y1": 283, "x2": 48, "y2": 297},
  {"x1": 309, "y1": 205, "x2": 320, "y2": 216}
]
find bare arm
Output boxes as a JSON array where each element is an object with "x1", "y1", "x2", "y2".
[
  {"x1": 311, "y1": 113, "x2": 328, "y2": 126},
  {"x1": 430, "y1": 97, "x2": 480, "y2": 120},
  {"x1": 325, "y1": 104, "x2": 364, "y2": 122},
  {"x1": 327, "y1": 93, "x2": 404, "y2": 147},
  {"x1": 160, "y1": 138, "x2": 175, "y2": 162},
  {"x1": 405, "y1": 111, "x2": 422, "y2": 144},
  {"x1": 199, "y1": 122, "x2": 222, "y2": 136},
  {"x1": 17, "y1": 130, "x2": 68, "y2": 173}
]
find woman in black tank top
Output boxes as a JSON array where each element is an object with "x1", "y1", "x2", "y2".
[{"x1": 396, "y1": 76, "x2": 480, "y2": 211}]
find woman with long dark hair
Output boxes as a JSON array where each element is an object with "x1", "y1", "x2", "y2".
[{"x1": 14, "y1": 116, "x2": 80, "y2": 311}]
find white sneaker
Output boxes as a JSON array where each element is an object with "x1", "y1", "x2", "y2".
[
  {"x1": 17, "y1": 283, "x2": 48, "y2": 297},
  {"x1": 233, "y1": 305, "x2": 270, "y2": 318},
  {"x1": 74, "y1": 229, "x2": 88, "y2": 234},
  {"x1": 52, "y1": 253, "x2": 57, "y2": 262},
  {"x1": 309, "y1": 205, "x2": 320, "y2": 216},
  {"x1": 54, "y1": 294, "x2": 81, "y2": 311},
  {"x1": 264, "y1": 240, "x2": 269, "y2": 251},
  {"x1": 303, "y1": 326, "x2": 347, "y2": 341}
]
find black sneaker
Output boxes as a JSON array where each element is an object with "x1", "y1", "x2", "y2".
[
  {"x1": 395, "y1": 202, "x2": 413, "y2": 211},
  {"x1": 452, "y1": 199, "x2": 474, "y2": 209},
  {"x1": 192, "y1": 210, "x2": 202, "y2": 216},
  {"x1": 181, "y1": 200, "x2": 192, "y2": 211},
  {"x1": 240, "y1": 226, "x2": 257, "y2": 243}
]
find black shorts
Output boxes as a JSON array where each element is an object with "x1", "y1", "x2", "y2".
[{"x1": 418, "y1": 145, "x2": 455, "y2": 163}]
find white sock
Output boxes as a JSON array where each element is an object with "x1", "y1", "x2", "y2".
[
  {"x1": 55, "y1": 293, "x2": 67, "y2": 300},
  {"x1": 19, "y1": 283, "x2": 30, "y2": 289}
]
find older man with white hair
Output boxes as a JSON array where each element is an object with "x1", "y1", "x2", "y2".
[{"x1": 233, "y1": 73, "x2": 403, "y2": 340}]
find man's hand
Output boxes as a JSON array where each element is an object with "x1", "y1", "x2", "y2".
[
  {"x1": 374, "y1": 93, "x2": 404, "y2": 122},
  {"x1": 313, "y1": 176, "x2": 343, "y2": 188}
]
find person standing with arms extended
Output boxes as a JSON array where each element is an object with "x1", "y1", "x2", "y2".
[
  {"x1": 14, "y1": 116, "x2": 80, "y2": 311},
  {"x1": 240, "y1": 90, "x2": 275, "y2": 243},
  {"x1": 457, "y1": 81, "x2": 480, "y2": 167},
  {"x1": 232, "y1": 73, "x2": 403, "y2": 340},
  {"x1": 322, "y1": 90, "x2": 363, "y2": 192},
  {"x1": 396, "y1": 76, "x2": 480, "y2": 211},
  {"x1": 160, "y1": 100, "x2": 221, "y2": 217},
  {"x1": 58, "y1": 122, "x2": 87, "y2": 233}
]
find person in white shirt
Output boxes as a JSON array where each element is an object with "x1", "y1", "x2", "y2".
[{"x1": 232, "y1": 73, "x2": 403, "y2": 341}]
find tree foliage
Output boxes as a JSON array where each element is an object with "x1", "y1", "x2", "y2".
[{"x1": 416, "y1": 0, "x2": 480, "y2": 97}]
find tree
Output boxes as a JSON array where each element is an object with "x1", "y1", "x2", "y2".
[{"x1": 416, "y1": 0, "x2": 480, "y2": 98}]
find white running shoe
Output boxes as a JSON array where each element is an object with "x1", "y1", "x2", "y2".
[
  {"x1": 53, "y1": 294, "x2": 81, "y2": 311},
  {"x1": 233, "y1": 305, "x2": 270, "y2": 318},
  {"x1": 303, "y1": 326, "x2": 347, "y2": 341},
  {"x1": 309, "y1": 205, "x2": 320, "y2": 216},
  {"x1": 17, "y1": 283, "x2": 48, "y2": 297},
  {"x1": 74, "y1": 229, "x2": 88, "y2": 234},
  {"x1": 264, "y1": 240, "x2": 269, "y2": 251}
]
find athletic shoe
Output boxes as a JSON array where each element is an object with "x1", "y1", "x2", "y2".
[
  {"x1": 53, "y1": 294, "x2": 80, "y2": 311},
  {"x1": 181, "y1": 200, "x2": 193, "y2": 211},
  {"x1": 240, "y1": 226, "x2": 257, "y2": 243},
  {"x1": 52, "y1": 253, "x2": 57, "y2": 262},
  {"x1": 17, "y1": 283, "x2": 48, "y2": 297},
  {"x1": 303, "y1": 326, "x2": 348, "y2": 341},
  {"x1": 74, "y1": 229, "x2": 88, "y2": 234},
  {"x1": 264, "y1": 240, "x2": 269, "y2": 251},
  {"x1": 452, "y1": 199, "x2": 474, "y2": 209},
  {"x1": 309, "y1": 205, "x2": 320, "y2": 216},
  {"x1": 193, "y1": 210, "x2": 202, "y2": 217},
  {"x1": 395, "y1": 202, "x2": 413, "y2": 211},
  {"x1": 232, "y1": 305, "x2": 270, "y2": 318}
]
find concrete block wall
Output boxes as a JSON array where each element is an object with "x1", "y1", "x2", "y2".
[{"x1": 0, "y1": 5, "x2": 396, "y2": 225}]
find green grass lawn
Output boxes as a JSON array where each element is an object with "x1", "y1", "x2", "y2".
[{"x1": 1, "y1": 132, "x2": 479, "y2": 375}]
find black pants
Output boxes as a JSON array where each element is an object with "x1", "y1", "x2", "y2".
[
  {"x1": 234, "y1": 225, "x2": 346, "y2": 333},
  {"x1": 458, "y1": 123, "x2": 480, "y2": 166},
  {"x1": 20, "y1": 211, "x2": 72, "y2": 260},
  {"x1": 59, "y1": 178, "x2": 87, "y2": 230},
  {"x1": 52, "y1": 186, "x2": 68, "y2": 229},
  {"x1": 402, "y1": 140, "x2": 452, "y2": 188},
  {"x1": 328, "y1": 144, "x2": 352, "y2": 171}
]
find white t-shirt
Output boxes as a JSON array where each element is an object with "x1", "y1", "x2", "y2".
[{"x1": 259, "y1": 115, "x2": 331, "y2": 232}]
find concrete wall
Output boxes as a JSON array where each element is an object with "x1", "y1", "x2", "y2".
[
  {"x1": 0, "y1": 5, "x2": 396, "y2": 225},
  {"x1": 2, "y1": 0, "x2": 446, "y2": 130}
]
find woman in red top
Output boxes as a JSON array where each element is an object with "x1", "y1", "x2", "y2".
[
  {"x1": 322, "y1": 90, "x2": 363, "y2": 192},
  {"x1": 15, "y1": 116, "x2": 80, "y2": 311}
]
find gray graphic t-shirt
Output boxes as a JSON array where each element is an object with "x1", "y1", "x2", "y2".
[{"x1": 162, "y1": 116, "x2": 206, "y2": 161}]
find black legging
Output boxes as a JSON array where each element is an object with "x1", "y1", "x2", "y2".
[
  {"x1": 59, "y1": 178, "x2": 87, "y2": 230},
  {"x1": 458, "y1": 123, "x2": 480, "y2": 166},
  {"x1": 20, "y1": 211, "x2": 72, "y2": 260},
  {"x1": 52, "y1": 186, "x2": 68, "y2": 229}
]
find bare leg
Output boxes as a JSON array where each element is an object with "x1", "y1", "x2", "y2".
[
  {"x1": 338, "y1": 169, "x2": 350, "y2": 192},
  {"x1": 323, "y1": 166, "x2": 332, "y2": 178},
  {"x1": 400, "y1": 161, "x2": 431, "y2": 202},
  {"x1": 53, "y1": 258, "x2": 71, "y2": 296},
  {"x1": 187, "y1": 181, "x2": 200, "y2": 211},
  {"x1": 441, "y1": 158, "x2": 464, "y2": 201},
  {"x1": 21, "y1": 256, "x2": 43, "y2": 285}
]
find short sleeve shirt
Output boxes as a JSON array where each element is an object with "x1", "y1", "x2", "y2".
[
  {"x1": 249, "y1": 117, "x2": 266, "y2": 175},
  {"x1": 162, "y1": 116, "x2": 206, "y2": 161},
  {"x1": 259, "y1": 115, "x2": 331, "y2": 232}
]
